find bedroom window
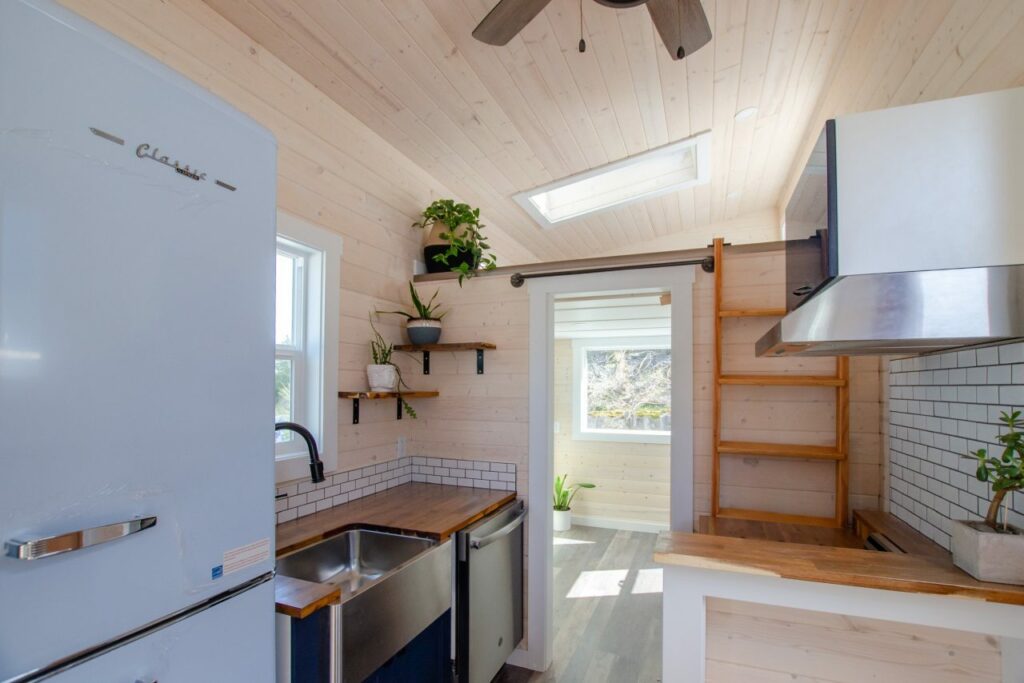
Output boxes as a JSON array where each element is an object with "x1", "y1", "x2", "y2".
[{"x1": 572, "y1": 337, "x2": 671, "y2": 444}]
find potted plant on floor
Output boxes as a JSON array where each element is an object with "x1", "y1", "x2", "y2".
[
  {"x1": 380, "y1": 281, "x2": 447, "y2": 345},
  {"x1": 553, "y1": 473, "x2": 595, "y2": 532},
  {"x1": 367, "y1": 317, "x2": 416, "y2": 418},
  {"x1": 412, "y1": 198, "x2": 497, "y2": 285},
  {"x1": 952, "y1": 410, "x2": 1024, "y2": 583}
]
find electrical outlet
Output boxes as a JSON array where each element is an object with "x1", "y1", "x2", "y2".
[
  {"x1": 553, "y1": 421, "x2": 560, "y2": 434},
  {"x1": 397, "y1": 436, "x2": 407, "y2": 459}
]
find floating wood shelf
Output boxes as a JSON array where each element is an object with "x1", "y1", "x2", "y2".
[
  {"x1": 717, "y1": 440, "x2": 843, "y2": 461},
  {"x1": 718, "y1": 308, "x2": 787, "y2": 318},
  {"x1": 337, "y1": 391, "x2": 439, "y2": 424},
  {"x1": 394, "y1": 342, "x2": 496, "y2": 375},
  {"x1": 710, "y1": 237, "x2": 850, "y2": 529},
  {"x1": 719, "y1": 374, "x2": 847, "y2": 387}
]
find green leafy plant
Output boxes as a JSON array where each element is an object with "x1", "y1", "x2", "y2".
[
  {"x1": 967, "y1": 410, "x2": 1024, "y2": 531},
  {"x1": 380, "y1": 282, "x2": 447, "y2": 321},
  {"x1": 412, "y1": 199, "x2": 497, "y2": 285},
  {"x1": 369, "y1": 315, "x2": 416, "y2": 418},
  {"x1": 553, "y1": 473, "x2": 595, "y2": 511}
]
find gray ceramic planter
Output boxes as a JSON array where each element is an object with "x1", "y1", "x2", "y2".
[
  {"x1": 407, "y1": 319, "x2": 442, "y2": 345},
  {"x1": 951, "y1": 519, "x2": 1024, "y2": 584}
]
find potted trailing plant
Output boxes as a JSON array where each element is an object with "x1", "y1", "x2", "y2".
[
  {"x1": 952, "y1": 410, "x2": 1024, "y2": 583},
  {"x1": 380, "y1": 281, "x2": 447, "y2": 345},
  {"x1": 367, "y1": 317, "x2": 416, "y2": 418},
  {"x1": 552, "y1": 473, "x2": 595, "y2": 532},
  {"x1": 412, "y1": 198, "x2": 497, "y2": 285}
]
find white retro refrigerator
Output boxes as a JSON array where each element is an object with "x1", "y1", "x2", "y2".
[{"x1": 0, "y1": 1, "x2": 277, "y2": 680}]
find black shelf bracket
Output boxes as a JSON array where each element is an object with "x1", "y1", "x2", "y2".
[
  {"x1": 477, "y1": 349, "x2": 485, "y2": 374},
  {"x1": 351, "y1": 398, "x2": 360, "y2": 425},
  {"x1": 422, "y1": 351, "x2": 431, "y2": 375},
  {"x1": 396, "y1": 397, "x2": 403, "y2": 420}
]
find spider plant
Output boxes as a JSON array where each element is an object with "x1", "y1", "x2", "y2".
[
  {"x1": 553, "y1": 473, "x2": 595, "y2": 511},
  {"x1": 369, "y1": 315, "x2": 416, "y2": 418},
  {"x1": 380, "y1": 282, "x2": 447, "y2": 321}
]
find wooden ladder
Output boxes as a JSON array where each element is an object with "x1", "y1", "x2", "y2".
[{"x1": 711, "y1": 238, "x2": 850, "y2": 528}]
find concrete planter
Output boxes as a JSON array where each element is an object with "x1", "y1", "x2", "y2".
[
  {"x1": 951, "y1": 519, "x2": 1024, "y2": 584},
  {"x1": 366, "y1": 364, "x2": 397, "y2": 392},
  {"x1": 406, "y1": 319, "x2": 442, "y2": 345},
  {"x1": 553, "y1": 509, "x2": 571, "y2": 532}
]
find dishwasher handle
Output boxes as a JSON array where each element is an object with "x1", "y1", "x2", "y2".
[{"x1": 470, "y1": 507, "x2": 527, "y2": 551}]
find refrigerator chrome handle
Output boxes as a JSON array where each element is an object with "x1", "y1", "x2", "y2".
[
  {"x1": 469, "y1": 508, "x2": 527, "y2": 551},
  {"x1": 4, "y1": 516, "x2": 157, "y2": 560}
]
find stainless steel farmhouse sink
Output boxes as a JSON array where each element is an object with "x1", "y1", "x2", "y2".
[
  {"x1": 277, "y1": 528, "x2": 436, "y2": 597},
  {"x1": 276, "y1": 528, "x2": 451, "y2": 682}
]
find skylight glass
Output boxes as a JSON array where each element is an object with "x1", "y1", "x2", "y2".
[{"x1": 515, "y1": 132, "x2": 710, "y2": 228}]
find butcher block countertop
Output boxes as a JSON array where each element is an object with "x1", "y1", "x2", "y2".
[
  {"x1": 657, "y1": 510, "x2": 1024, "y2": 606},
  {"x1": 275, "y1": 483, "x2": 516, "y2": 617}
]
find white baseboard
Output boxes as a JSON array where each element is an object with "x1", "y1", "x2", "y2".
[{"x1": 570, "y1": 514, "x2": 669, "y2": 534}]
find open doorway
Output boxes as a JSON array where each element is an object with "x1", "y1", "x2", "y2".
[{"x1": 502, "y1": 266, "x2": 695, "y2": 682}]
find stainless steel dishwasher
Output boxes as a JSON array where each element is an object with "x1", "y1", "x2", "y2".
[{"x1": 455, "y1": 500, "x2": 526, "y2": 683}]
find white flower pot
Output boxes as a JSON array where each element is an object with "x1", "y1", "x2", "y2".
[
  {"x1": 951, "y1": 519, "x2": 1024, "y2": 584},
  {"x1": 366, "y1": 364, "x2": 397, "y2": 392},
  {"x1": 553, "y1": 509, "x2": 571, "y2": 532}
]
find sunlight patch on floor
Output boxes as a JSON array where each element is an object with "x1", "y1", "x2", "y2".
[
  {"x1": 631, "y1": 567, "x2": 663, "y2": 594},
  {"x1": 566, "y1": 569, "x2": 628, "y2": 598},
  {"x1": 554, "y1": 536, "x2": 596, "y2": 546}
]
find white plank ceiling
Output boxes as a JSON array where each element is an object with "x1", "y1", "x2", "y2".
[{"x1": 205, "y1": 0, "x2": 1024, "y2": 264}]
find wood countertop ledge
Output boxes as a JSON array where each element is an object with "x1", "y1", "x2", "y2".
[
  {"x1": 654, "y1": 531, "x2": 1024, "y2": 606},
  {"x1": 276, "y1": 483, "x2": 516, "y2": 557},
  {"x1": 275, "y1": 575, "x2": 341, "y2": 620},
  {"x1": 275, "y1": 483, "x2": 516, "y2": 618}
]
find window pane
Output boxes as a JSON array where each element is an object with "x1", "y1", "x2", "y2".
[
  {"x1": 275, "y1": 358, "x2": 293, "y2": 442},
  {"x1": 276, "y1": 252, "x2": 295, "y2": 346},
  {"x1": 585, "y1": 348, "x2": 671, "y2": 433}
]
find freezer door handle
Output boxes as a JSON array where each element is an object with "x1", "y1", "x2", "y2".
[
  {"x1": 4, "y1": 516, "x2": 157, "y2": 560},
  {"x1": 470, "y1": 508, "x2": 527, "y2": 551}
]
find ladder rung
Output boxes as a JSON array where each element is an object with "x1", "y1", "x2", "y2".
[
  {"x1": 718, "y1": 308, "x2": 786, "y2": 318},
  {"x1": 719, "y1": 374, "x2": 847, "y2": 387},
  {"x1": 717, "y1": 440, "x2": 844, "y2": 460},
  {"x1": 717, "y1": 507, "x2": 841, "y2": 528}
]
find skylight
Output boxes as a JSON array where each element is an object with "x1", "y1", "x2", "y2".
[{"x1": 514, "y1": 132, "x2": 711, "y2": 228}]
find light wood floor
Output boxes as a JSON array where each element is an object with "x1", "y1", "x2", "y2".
[{"x1": 494, "y1": 526, "x2": 662, "y2": 683}]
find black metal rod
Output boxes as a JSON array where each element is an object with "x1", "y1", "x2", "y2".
[{"x1": 509, "y1": 255, "x2": 714, "y2": 287}]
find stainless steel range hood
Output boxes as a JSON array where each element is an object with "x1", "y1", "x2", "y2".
[
  {"x1": 756, "y1": 86, "x2": 1024, "y2": 357},
  {"x1": 755, "y1": 266, "x2": 1024, "y2": 357}
]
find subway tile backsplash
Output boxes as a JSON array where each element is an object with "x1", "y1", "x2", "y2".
[
  {"x1": 275, "y1": 456, "x2": 516, "y2": 524},
  {"x1": 888, "y1": 341, "x2": 1024, "y2": 549}
]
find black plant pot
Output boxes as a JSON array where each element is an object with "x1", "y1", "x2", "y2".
[{"x1": 423, "y1": 245, "x2": 476, "y2": 274}]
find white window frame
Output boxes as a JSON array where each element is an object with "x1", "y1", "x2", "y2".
[
  {"x1": 571, "y1": 335, "x2": 671, "y2": 444},
  {"x1": 275, "y1": 211, "x2": 341, "y2": 483}
]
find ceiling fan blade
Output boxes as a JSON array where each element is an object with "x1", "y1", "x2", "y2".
[
  {"x1": 646, "y1": 0, "x2": 712, "y2": 60},
  {"x1": 472, "y1": 0, "x2": 555, "y2": 46}
]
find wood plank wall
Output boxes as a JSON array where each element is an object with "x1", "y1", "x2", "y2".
[
  {"x1": 695, "y1": 248, "x2": 882, "y2": 521},
  {"x1": 421, "y1": 245, "x2": 883, "y2": 527},
  {"x1": 706, "y1": 598, "x2": 1002, "y2": 683},
  {"x1": 405, "y1": 276, "x2": 530, "y2": 496},
  {"x1": 56, "y1": 0, "x2": 476, "y2": 476},
  {"x1": 553, "y1": 340, "x2": 670, "y2": 529}
]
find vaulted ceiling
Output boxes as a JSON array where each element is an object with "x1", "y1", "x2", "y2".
[{"x1": 206, "y1": 0, "x2": 1024, "y2": 264}]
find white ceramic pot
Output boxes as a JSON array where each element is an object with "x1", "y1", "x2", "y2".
[
  {"x1": 553, "y1": 509, "x2": 571, "y2": 532},
  {"x1": 406, "y1": 319, "x2": 442, "y2": 345},
  {"x1": 951, "y1": 519, "x2": 1024, "y2": 584},
  {"x1": 366, "y1": 364, "x2": 397, "y2": 392}
]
